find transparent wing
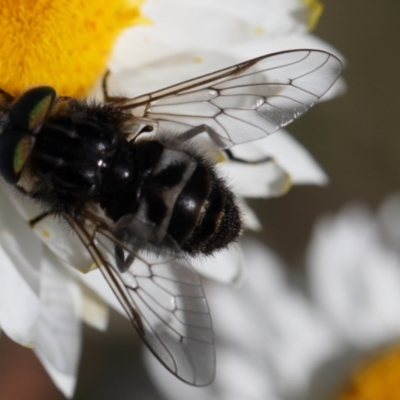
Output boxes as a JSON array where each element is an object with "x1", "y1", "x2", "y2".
[
  {"x1": 114, "y1": 49, "x2": 343, "y2": 149},
  {"x1": 64, "y1": 212, "x2": 215, "y2": 386}
]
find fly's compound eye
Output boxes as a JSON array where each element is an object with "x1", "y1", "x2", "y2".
[
  {"x1": 0, "y1": 129, "x2": 34, "y2": 184},
  {"x1": 10, "y1": 86, "x2": 56, "y2": 133},
  {"x1": 0, "y1": 86, "x2": 57, "y2": 184}
]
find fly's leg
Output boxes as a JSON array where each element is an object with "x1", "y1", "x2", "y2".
[
  {"x1": 163, "y1": 125, "x2": 274, "y2": 164},
  {"x1": 180, "y1": 125, "x2": 228, "y2": 148},
  {"x1": 101, "y1": 70, "x2": 128, "y2": 103},
  {"x1": 115, "y1": 245, "x2": 136, "y2": 273},
  {"x1": 159, "y1": 124, "x2": 229, "y2": 149},
  {"x1": 29, "y1": 211, "x2": 53, "y2": 228},
  {"x1": 224, "y1": 149, "x2": 273, "y2": 164}
]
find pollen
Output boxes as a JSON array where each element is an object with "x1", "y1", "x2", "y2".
[
  {"x1": 89, "y1": 262, "x2": 98, "y2": 271},
  {"x1": 253, "y1": 26, "x2": 265, "y2": 35},
  {"x1": 41, "y1": 229, "x2": 51, "y2": 238},
  {"x1": 192, "y1": 56, "x2": 203, "y2": 64},
  {"x1": 0, "y1": 0, "x2": 147, "y2": 97},
  {"x1": 335, "y1": 343, "x2": 400, "y2": 400},
  {"x1": 215, "y1": 151, "x2": 228, "y2": 164}
]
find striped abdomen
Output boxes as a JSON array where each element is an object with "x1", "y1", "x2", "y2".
[{"x1": 114, "y1": 140, "x2": 242, "y2": 256}]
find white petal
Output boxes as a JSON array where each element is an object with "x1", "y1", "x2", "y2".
[
  {"x1": 229, "y1": 130, "x2": 328, "y2": 186},
  {"x1": 9, "y1": 194, "x2": 94, "y2": 273},
  {"x1": 0, "y1": 188, "x2": 42, "y2": 345},
  {"x1": 78, "y1": 285, "x2": 109, "y2": 331},
  {"x1": 167, "y1": 0, "x2": 308, "y2": 35},
  {"x1": 112, "y1": 2, "x2": 247, "y2": 71},
  {"x1": 112, "y1": 0, "x2": 312, "y2": 72},
  {"x1": 108, "y1": 51, "x2": 238, "y2": 98},
  {"x1": 237, "y1": 198, "x2": 262, "y2": 231},
  {"x1": 110, "y1": 1, "x2": 345, "y2": 105},
  {"x1": 73, "y1": 268, "x2": 126, "y2": 316},
  {"x1": 36, "y1": 354, "x2": 76, "y2": 399},
  {"x1": 219, "y1": 159, "x2": 291, "y2": 198},
  {"x1": 0, "y1": 243, "x2": 40, "y2": 346},
  {"x1": 34, "y1": 250, "x2": 81, "y2": 397},
  {"x1": 0, "y1": 186, "x2": 42, "y2": 294}
]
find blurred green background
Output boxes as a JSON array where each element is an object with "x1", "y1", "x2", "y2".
[{"x1": 1, "y1": 2, "x2": 399, "y2": 399}]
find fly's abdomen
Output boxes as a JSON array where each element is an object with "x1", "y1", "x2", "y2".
[
  {"x1": 167, "y1": 162, "x2": 241, "y2": 256},
  {"x1": 104, "y1": 140, "x2": 241, "y2": 257},
  {"x1": 140, "y1": 145, "x2": 242, "y2": 256}
]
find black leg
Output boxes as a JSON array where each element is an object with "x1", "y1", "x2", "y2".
[
  {"x1": 181, "y1": 124, "x2": 228, "y2": 148},
  {"x1": 115, "y1": 245, "x2": 136, "y2": 273},
  {"x1": 101, "y1": 70, "x2": 128, "y2": 103},
  {"x1": 159, "y1": 124, "x2": 229, "y2": 149},
  {"x1": 224, "y1": 149, "x2": 273, "y2": 164},
  {"x1": 29, "y1": 211, "x2": 53, "y2": 228}
]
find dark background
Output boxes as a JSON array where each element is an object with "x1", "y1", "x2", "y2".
[{"x1": 1, "y1": 2, "x2": 399, "y2": 399}]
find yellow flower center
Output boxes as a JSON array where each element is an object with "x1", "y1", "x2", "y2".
[
  {"x1": 335, "y1": 344, "x2": 400, "y2": 400},
  {"x1": 0, "y1": 0, "x2": 146, "y2": 97}
]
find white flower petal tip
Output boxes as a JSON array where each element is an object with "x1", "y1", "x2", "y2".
[
  {"x1": 35, "y1": 351, "x2": 77, "y2": 398},
  {"x1": 274, "y1": 169, "x2": 292, "y2": 196},
  {"x1": 237, "y1": 198, "x2": 263, "y2": 232},
  {"x1": 222, "y1": 131, "x2": 328, "y2": 190},
  {"x1": 266, "y1": 132, "x2": 329, "y2": 186},
  {"x1": 219, "y1": 158, "x2": 292, "y2": 199},
  {"x1": 192, "y1": 245, "x2": 246, "y2": 286}
]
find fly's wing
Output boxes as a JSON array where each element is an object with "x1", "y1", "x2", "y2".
[
  {"x1": 64, "y1": 213, "x2": 215, "y2": 386},
  {"x1": 113, "y1": 49, "x2": 343, "y2": 149}
]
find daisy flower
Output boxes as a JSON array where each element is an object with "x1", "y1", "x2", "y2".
[
  {"x1": 0, "y1": 0, "x2": 343, "y2": 397},
  {"x1": 146, "y1": 200, "x2": 400, "y2": 400}
]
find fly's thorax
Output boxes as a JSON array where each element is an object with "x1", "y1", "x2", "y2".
[{"x1": 27, "y1": 105, "x2": 122, "y2": 205}]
